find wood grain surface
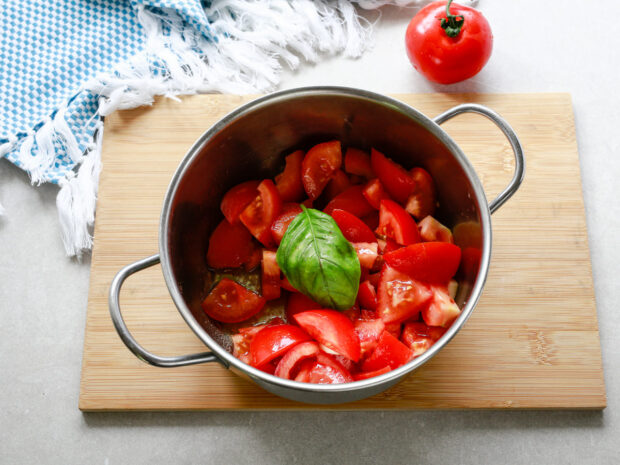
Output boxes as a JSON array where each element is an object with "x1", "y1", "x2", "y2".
[{"x1": 79, "y1": 93, "x2": 606, "y2": 410}]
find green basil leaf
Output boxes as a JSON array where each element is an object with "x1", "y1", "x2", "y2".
[{"x1": 276, "y1": 207, "x2": 360, "y2": 310}]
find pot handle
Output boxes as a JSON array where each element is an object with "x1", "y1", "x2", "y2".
[
  {"x1": 434, "y1": 103, "x2": 525, "y2": 214},
  {"x1": 109, "y1": 254, "x2": 218, "y2": 367}
]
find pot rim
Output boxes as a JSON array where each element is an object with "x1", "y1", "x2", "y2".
[{"x1": 158, "y1": 86, "x2": 492, "y2": 393}]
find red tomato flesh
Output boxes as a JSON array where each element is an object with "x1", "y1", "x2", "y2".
[
  {"x1": 401, "y1": 321, "x2": 447, "y2": 357},
  {"x1": 206, "y1": 219, "x2": 258, "y2": 269},
  {"x1": 294, "y1": 310, "x2": 361, "y2": 362},
  {"x1": 270, "y1": 203, "x2": 303, "y2": 245},
  {"x1": 331, "y1": 209, "x2": 377, "y2": 243},
  {"x1": 405, "y1": 167, "x2": 436, "y2": 220},
  {"x1": 344, "y1": 148, "x2": 374, "y2": 178},
  {"x1": 232, "y1": 325, "x2": 267, "y2": 365},
  {"x1": 354, "y1": 318, "x2": 385, "y2": 359},
  {"x1": 239, "y1": 179, "x2": 282, "y2": 248},
  {"x1": 202, "y1": 278, "x2": 266, "y2": 323},
  {"x1": 261, "y1": 250, "x2": 281, "y2": 301},
  {"x1": 323, "y1": 185, "x2": 374, "y2": 218},
  {"x1": 280, "y1": 276, "x2": 297, "y2": 293},
  {"x1": 370, "y1": 149, "x2": 415, "y2": 203},
  {"x1": 352, "y1": 242, "x2": 379, "y2": 269},
  {"x1": 274, "y1": 341, "x2": 321, "y2": 379},
  {"x1": 376, "y1": 199, "x2": 421, "y2": 245},
  {"x1": 361, "y1": 330, "x2": 413, "y2": 372},
  {"x1": 285, "y1": 292, "x2": 320, "y2": 322},
  {"x1": 421, "y1": 286, "x2": 461, "y2": 327},
  {"x1": 363, "y1": 178, "x2": 392, "y2": 210},
  {"x1": 301, "y1": 141, "x2": 342, "y2": 200},
  {"x1": 358, "y1": 280, "x2": 378, "y2": 311},
  {"x1": 353, "y1": 366, "x2": 391, "y2": 381},
  {"x1": 377, "y1": 265, "x2": 433, "y2": 324},
  {"x1": 250, "y1": 324, "x2": 311, "y2": 368},
  {"x1": 220, "y1": 180, "x2": 260, "y2": 224},
  {"x1": 303, "y1": 353, "x2": 354, "y2": 384},
  {"x1": 383, "y1": 242, "x2": 461, "y2": 284},
  {"x1": 275, "y1": 150, "x2": 305, "y2": 202},
  {"x1": 324, "y1": 170, "x2": 351, "y2": 201},
  {"x1": 418, "y1": 215, "x2": 453, "y2": 243}
]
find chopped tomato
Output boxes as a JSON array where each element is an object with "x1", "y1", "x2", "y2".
[
  {"x1": 261, "y1": 250, "x2": 281, "y2": 301},
  {"x1": 341, "y1": 304, "x2": 361, "y2": 322},
  {"x1": 201, "y1": 278, "x2": 266, "y2": 323},
  {"x1": 376, "y1": 199, "x2": 421, "y2": 245},
  {"x1": 401, "y1": 321, "x2": 447, "y2": 357},
  {"x1": 303, "y1": 353, "x2": 354, "y2": 384},
  {"x1": 367, "y1": 272, "x2": 381, "y2": 288},
  {"x1": 360, "y1": 309, "x2": 377, "y2": 320},
  {"x1": 361, "y1": 331, "x2": 413, "y2": 372},
  {"x1": 294, "y1": 359, "x2": 317, "y2": 382},
  {"x1": 301, "y1": 141, "x2": 342, "y2": 200},
  {"x1": 385, "y1": 322, "x2": 402, "y2": 339},
  {"x1": 331, "y1": 209, "x2": 377, "y2": 243},
  {"x1": 231, "y1": 325, "x2": 267, "y2": 364},
  {"x1": 294, "y1": 310, "x2": 361, "y2": 362},
  {"x1": 244, "y1": 246, "x2": 262, "y2": 271},
  {"x1": 274, "y1": 341, "x2": 321, "y2": 379},
  {"x1": 352, "y1": 242, "x2": 379, "y2": 269},
  {"x1": 361, "y1": 211, "x2": 380, "y2": 231},
  {"x1": 377, "y1": 238, "x2": 400, "y2": 255},
  {"x1": 323, "y1": 185, "x2": 374, "y2": 218},
  {"x1": 285, "y1": 292, "x2": 320, "y2": 322},
  {"x1": 270, "y1": 203, "x2": 303, "y2": 244},
  {"x1": 250, "y1": 324, "x2": 311, "y2": 368},
  {"x1": 275, "y1": 150, "x2": 305, "y2": 202},
  {"x1": 383, "y1": 242, "x2": 461, "y2": 284},
  {"x1": 421, "y1": 286, "x2": 461, "y2": 328},
  {"x1": 344, "y1": 148, "x2": 374, "y2": 178},
  {"x1": 418, "y1": 215, "x2": 453, "y2": 243},
  {"x1": 376, "y1": 265, "x2": 433, "y2": 324},
  {"x1": 370, "y1": 149, "x2": 415, "y2": 203},
  {"x1": 220, "y1": 180, "x2": 260, "y2": 224},
  {"x1": 357, "y1": 280, "x2": 378, "y2": 311},
  {"x1": 258, "y1": 360, "x2": 278, "y2": 374},
  {"x1": 405, "y1": 167, "x2": 436, "y2": 219},
  {"x1": 280, "y1": 276, "x2": 297, "y2": 293},
  {"x1": 331, "y1": 354, "x2": 356, "y2": 372},
  {"x1": 353, "y1": 366, "x2": 391, "y2": 381},
  {"x1": 362, "y1": 178, "x2": 392, "y2": 210},
  {"x1": 206, "y1": 219, "x2": 258, "y2": 269},
  {"x1": 239, "y1": 179, "x2": 282, "y2": 248},
  {"x1": 354, "y1": 318, "x2": 385, "y2": 359},
  {"x1": 324, "y1": 170, "x2": 351, "y2": 201}
]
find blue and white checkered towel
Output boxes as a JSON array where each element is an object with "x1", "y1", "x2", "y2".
[{"x1": 0, "y1": 0, "x2": 465, "y2": 255}]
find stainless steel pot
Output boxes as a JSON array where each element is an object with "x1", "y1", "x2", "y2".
[{"x1": 109, "y1": 87, "x2": 524, "y2": 405}]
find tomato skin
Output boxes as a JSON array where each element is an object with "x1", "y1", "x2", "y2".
[
  {"x1": 363, "y1": 178, "x2": 392, "y2": 210},
  {"x1": 353, "y1": 366, "x2": 391, "y2": 381},
  {"x1": 324, "y1": 170, "x2": 352, "y2": 201},
  {"x1": 405, "y1": 168, "x2": 436, "y2": 220},
  {"x1": 418, "y1": 215, "x2": 453, "y2": 243},
  {"x1": 376, "y1": 199, "x2": 421, "y2": 246},
  {"x1": 285, "y1": 292, "x2": 320, "y2": 322},
  {"x1": 270, "y1": 203, "x2": 303, "y2": 245},
  {"x1": 383, "y1": 242, "x2": 461, "y2": 284},
  {"x1": 361, "y1": 330, "x2": 413, "y2": 372},
  {"x1": 250, "y1": 324, "x2": 311, "y2": 368},
  {"x1": 206, "y1": 219, "x2": 258, "y2": 269},
  {"x1": 331, "y1": 209, "x2": 377, "y2": 243},
  {"x1": 294, "y1": 310, "x2": 361, "y2": 362},
  {"x1": 370, "y1": 149, "x2": 415, "y2": 203},
  {"x1": 275, "y1": 150, "x2": 305, "y2": 202},
  {"x1": 377, "y1": 265, "x2": 433, "y2": 324},
  {"x1": 261, "y1": 250, "x2": 281, "y2": 301},
  {"x1": 323, "y1": 185, "x2": 374, "y2": 218},
  {"x1": 274, "y1": 341, "x2": 321, "y2": 379},
  {"x1": 239, "y1": 179, "x2": 282, "y2": 248},
  {"x1": 202, "y1": 278, "x2": 267, "y2": 323},
  {"x1": 220, "y1": 180, "x2": 260, "y2": 224},
  {"x1": 405, "y1": 1, "x2": 493, "y2": 84},
  {"x1": 301, "y1": 141, "x2": 342, "y2": 200},
  {"x1": 344, "y1": 148, "x2": 374, "y2": 179},
  {"x1": 358, "y1": 280, "x2": 378, "y2": 311}
]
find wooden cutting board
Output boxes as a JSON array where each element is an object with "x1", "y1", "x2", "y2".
[{"x1": 79, "y1": 93, "x2": 606, "y2": 410}]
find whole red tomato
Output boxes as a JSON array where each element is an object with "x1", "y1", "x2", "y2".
[{"x1": 405, "y1": 1, "x2": 493, "y2": 84}]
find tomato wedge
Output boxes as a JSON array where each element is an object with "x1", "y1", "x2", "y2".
[
  {"x1": 280, "y1": 276, "x2": 297, "y2": 293},
  {"x1": 232, "y1": 325, "x2": 267, "y2": 364},
  {"x1": 370, "y1": 149, "x2": 415, "y2": 203},
  {"x1": 357, "y1": 280, "x2": 378, "y2": 311},
  {"x1": 361, "y1": 211, "x2": 380, "y2": 231},
  {"x1": 344, "y1": 148, "x2": 374, "y2": 179},
  {"x1": 421, "y1": 286, "x2": 461, "y2": 328},
  {"x1": 250, "y1": 324, "x2": 311, "y2": 368},
  {"x1": 270, "y1": 203, "x2": 303, "y2": 244},
  {"x1": 220, "y1": 180, "x2": 260, "y2": 224},
  {"x1": 301, "y1": 141, "x2": 342, "y2": 200},
  {"x1": 352, "y1": 242, "x2": 379, "y2": 269},
  {"x1": 376, "y1": 199, "x2": 421, "y2": 245},
  {"x1": 202, "y1": 278, "x2": 266, "y2": 323},
  {"x1": 275, "y1": 150, "x2": 305, "y2": 202},
  {"x1": 303, "y1": 353, "x2": 354, "y2": 384},
  {"x1": 418, "y1": 215, "x2": 453, "y2": 243},
  {"x1": 361, "y1": 330, "x2": 413, "y2": 372},
  {"x1": 261, "y1": 250, "x2": 281, "y2": 301},
  {"x1": 331, "y1": 209, "x2": 377, "y2": 243},
  {"x1": 274, "y1": 341, "x2": 321, "y2": 379},
  {"x1": 294, "y1": 310, "x2": 361, "y2": 362},
  {"x1": 353, "y1": 366, "x2": 391, "y2": 381},
  {"x1": 239, "y1": 179, "x2": 282, "y2": 248},
  {"x1": 376, "y1": 265, "x2": 433, "y2": 323},
  {"x1": 244, "y1": 246, "x2": 262, "y2": 271},
  {"x1": 354, "y1": 318, "x2": 385, "y2": 359},
  {"x1": 362, "y1": 178, "x2": 392, "y2": 210},
  {"x1": 324, "y1": 170, "x2": 351, "y2": 201},
  {"x1": 405, "y1": 167, "x2": 436, "y2": 220},
  {"x1": 383, "y1": 242, "x2": 461, "y2": 284},
  {"x1": 323, "y1": 185, "x2": 374, "y2": 218},
  {"x1": 401, "y1": 321, "x2": 447, "y2": 357},
  {"x1": 285, "y1": 292, "x2": 320, "y2": 322},
  {"x1": 206, "y1": 219, "x2": 258, "y2": 269}
]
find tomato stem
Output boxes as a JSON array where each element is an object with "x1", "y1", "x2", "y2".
[{"x1": 440, "y1": 0, "x2": 465, "y2": 38}]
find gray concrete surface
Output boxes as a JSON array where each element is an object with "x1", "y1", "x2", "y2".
[{"x1": 1, "y1": 1, "x2": 619, "y2": 463}]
